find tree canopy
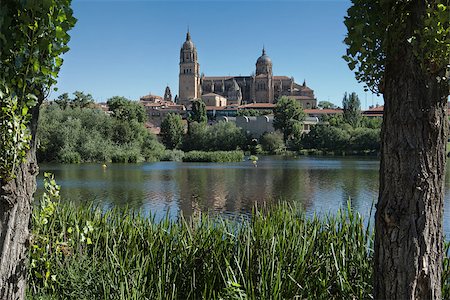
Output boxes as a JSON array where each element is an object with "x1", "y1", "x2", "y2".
[
  {"x1": 161, "y1": 113, "x2": 184, "y2": 150},
  {"x1": 317, "y1": 101, "x2": 337, "y2": 109},
  {"x1": 107, "y1": 96, "x2": 147, "y2": 123},
  {"x1": 273, "y1": 96, "x2": 305, "y2": 141},
  {"x1": 0, "y1": 0, "x2": 76, "y2": 298},
  {"x1": 0, "y1": 0, "x2": 76, "y2": 180},
  {"x1": 189, "y1": 99, "x2": 207, "y2": 124},
  {"x1": 343, "y1": 0, "x2": 450, "y2": 95},
  {"x1": 342, "y1": 92, "x2": 361, "y2": 127}
]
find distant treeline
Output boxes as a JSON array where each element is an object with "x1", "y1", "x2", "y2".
[{"x1": 38, "y1": 93, "x2": 383, "y2": 164}]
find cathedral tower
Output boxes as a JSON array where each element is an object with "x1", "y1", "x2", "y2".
[
  {"x1": 178, "y1": 31, "x2": 201, "y2": 108},
  {"x1": 254, "y1": 47, "x2": 274, "y2": 103}
]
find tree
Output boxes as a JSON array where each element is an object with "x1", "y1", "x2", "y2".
[
  {"x1": 72, "y1": 91, "x2": 94, "y2": 108},
  {"x1": 107, "y1": 96, "x2": 146, "y2": 123},
  {"x1": 344, "y1": 1, "x2": 450, "y2": 298},
  {"x1": 160, "y1": 113, "x2": 184, "y2": 149},
  {"x1": 260, "y1": 132, "x2": 285, "y2": 154},
  {"x1": 342, "y1": 92, "x2": 361, "y2": 127},
  {"x1": 0, "y1": 1, "x2": 76, "y2": 298},
  {"x1": 317, "y1": 100, "x2": 337, "y2": 109},
  {"x1": 189, "y1": 99, "x2": 207, "y2": 124},
  {"x1": 273, "y1": 96, "x2": 305, "y2": 141},
  {"x1": 54, "y1": 93, "x2": 70, "y2": 109}
]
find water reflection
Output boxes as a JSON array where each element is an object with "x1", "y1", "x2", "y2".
[{"x1": 36, "y1": 156, "x2": 450, "y2": 237}]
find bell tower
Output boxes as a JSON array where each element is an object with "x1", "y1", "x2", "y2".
[{"x1": 178, "y1": 30, "x2": 201, "y2": 108}]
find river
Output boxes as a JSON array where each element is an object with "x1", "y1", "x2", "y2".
[{"x1": 36, "y1": 156, "x2": 450, "y2": 237}]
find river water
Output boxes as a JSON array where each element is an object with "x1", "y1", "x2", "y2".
[{"x1": 36, "y1": 156, "x2": 450, "y2": 237}]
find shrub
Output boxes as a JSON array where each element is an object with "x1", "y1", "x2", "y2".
[
  {"x1": 160, "y1": 149, "x2": 185, "y2": 162},
  {"x1": 58, "y1": 151, "x2": 81, "y2": 164},
  {"x1": 183, "y1": 121, "x2": 246, "y2": 152},
  {"x1": 260, "y1": 132, "x2": 285, "y2": 154}
]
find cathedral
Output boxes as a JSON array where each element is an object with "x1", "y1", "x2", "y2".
[{"x1": 178, "y1": 31, "x2": 317, "y2": 109}]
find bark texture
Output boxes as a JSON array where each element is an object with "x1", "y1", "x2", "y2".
[
  {"x1": 373, "y1": 2, "x2": 448, "y2": 299},
  {"x1": 0, "y1": 104, "x2": 40, "y2": 299}
]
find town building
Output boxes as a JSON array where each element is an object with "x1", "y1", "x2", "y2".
[{"x1": 178, "y1": 31, "x2": 317, "y2": 109}]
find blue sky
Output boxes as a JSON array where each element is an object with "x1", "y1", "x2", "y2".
[{"x1": 54, "y1": 0, "x2": 383, "y2": 108}]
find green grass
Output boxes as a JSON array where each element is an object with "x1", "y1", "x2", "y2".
[
  {"x1": 182, "y1": 150, "x2": 244, "y2": 162},
  {"x1": 27, "y1": 175, "x2": 450, "y2": 299}
]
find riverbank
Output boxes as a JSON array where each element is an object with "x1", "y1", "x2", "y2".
[{"x1": 28, "y1": 175, "x2": 450, "y2": 299}]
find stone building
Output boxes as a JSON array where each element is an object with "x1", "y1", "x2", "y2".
[
  {"x1": 178, "y1": 31, "x2": 201, "y2": 108},
  {"x1": 178, "y1": 31, "x2": 317, "y2": 109}
]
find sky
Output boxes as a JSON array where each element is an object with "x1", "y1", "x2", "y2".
[{"x1": 53, "y1": 0, "x2": 383, "y2": 109}]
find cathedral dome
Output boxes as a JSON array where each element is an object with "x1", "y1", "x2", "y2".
[{"x1": 256, "y1": 48, "x2": 272, "y2": 65}]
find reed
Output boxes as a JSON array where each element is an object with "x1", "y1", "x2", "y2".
[
  {"x1": 27, "y1": 175, "x2": 450, "y2": 299},
  {"x1": 182, "y1": 150, "x2": 244, "y2": 162}
]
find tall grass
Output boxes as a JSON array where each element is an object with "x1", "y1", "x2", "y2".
[
  {"x1": 182, "y1": 150, "x2": 244, "y2": 162},
  {"x1": 28, "y1": 175, "x2": 450, "y2": 299}
]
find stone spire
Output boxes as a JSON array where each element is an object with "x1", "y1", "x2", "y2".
[
  {"x1": 164, "y1": 86, "x2": 172, "y2": 102},
  {"x1": 186, "y1": 28, "x2": 191, "y2": 41}
]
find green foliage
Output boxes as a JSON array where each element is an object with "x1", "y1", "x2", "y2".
[
  {"x1": 37, "y1": 105, "x2": 163, "y2": 163},
  {"x1": 54, "y1": 91, "x2": 95, "y2": 109},
  {"x1": 360, "y1": 116, "x2": 382, "y2": 129},
  {"x1": 0, "y1": 90, "x2": 34, "y2": 178},
  {"x1": 260, "y1": 132, "x2": 285, "y2": 154},
  {"x1": 342, "y1": 92, "x2": 361, "y2": 127},
  {"x1": 236, "y1": 109, "x2": 272, "y2": 117},
  {"x1": 189, "y1": 99, "x2": 207, "y2": 124},
  {"x1": 183, "y1": 150, "x2": 244, "y2": 162},
  {"x1": 107, "y1": 96, "x2": 146, "y2": 123},
  {"x1": 184, "y1": 121, "x2": 247, "y2": 152},
  {"x1": 161, "y1": 113, "x2": 184, "y2": 150},
  {"x1": 350, "y1": 127, "x2": 381, "y2": 151},
  {"x1": 318, "y1": 101, "x2": 337, "y2": 109},
  {"x1": 25, "y1": 175, "x2": 450, "y2": 299},
  {"x1": 0, "y1": 0, "x2": 76, "y2": 179},
  {"x1": 444, "y1": 242, "x2": 450, "y2": 299},
  {"x1": 273, "y1": 96, "x2": 305, "y2": 142},
  {"x1": 71, "y1": 91, "x2": 95, "y2": 109},
  {"x1": 344, "y1": 0, "x2": 450, "y2": 94},
  {"x1": 160, "y1": 149, "x2": 185, "y2": 162},
  {"x1": 301, "y1": 124, "x2": 380, "y2": 153},
  {"x1": 29, "y1": 173, "x2": 61, "y2": 292}
]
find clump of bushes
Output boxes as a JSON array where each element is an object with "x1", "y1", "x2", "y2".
[
  {"x1": 37, "y1": 103, "x2": 165, "y2": 163},
  {"x1": 183, "y1": 121, "x2": 247, "y2": 151},
  {"x1": 260, "y1": 132, "x2": 285, "y2": 154},
  {"x1": 160, "y1": 149, "x2": 185, "y2": 162},
  {"x1": 182, "y1": 150, "x2": 244, "y2": 162}
]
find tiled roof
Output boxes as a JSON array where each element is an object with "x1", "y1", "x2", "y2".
[
  {"x1": 365, "y1": 105, "x2": 384, "y2": 112},
  {"x1": 304, "y1": 109, "x2": 343, "y2": 115},
  {"x1": 239, "y1": 103, "x2": 276, "y2": 109},
  {"x1": 140, "y1": 94, "x2": 163, "y2": 100}
]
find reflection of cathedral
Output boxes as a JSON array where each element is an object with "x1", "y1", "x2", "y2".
[{"x1": 178, "y1": 31, "x2": 317, "y2": 109}]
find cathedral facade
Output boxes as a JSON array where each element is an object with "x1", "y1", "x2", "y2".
[{"x1": 178, "y1": 31, "x2": 316, "y2": 109}]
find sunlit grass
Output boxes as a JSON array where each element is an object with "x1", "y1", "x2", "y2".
[{"x1": 27, "y1": 175, "x2": 450, "y2": 299}]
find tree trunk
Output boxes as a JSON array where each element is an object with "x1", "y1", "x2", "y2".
[
  {"x1": 373, "y1": 3, "x2": 448, "y2": 298},
  {"x1": 0, "y1": 102, "x2": 41, "y2": 299}
]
